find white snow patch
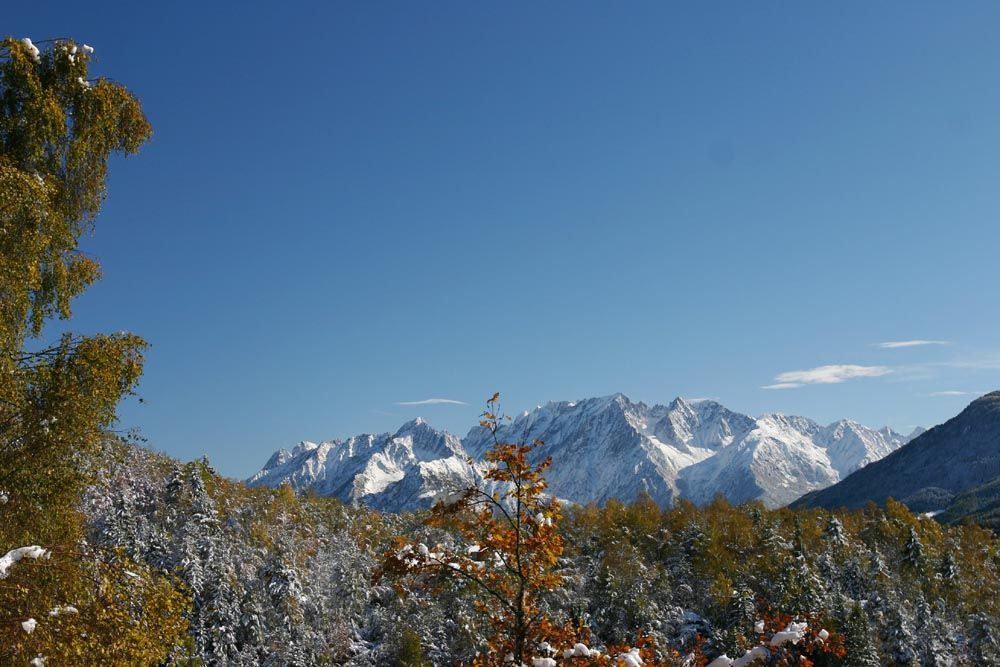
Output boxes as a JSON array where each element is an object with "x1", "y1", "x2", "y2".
[
  {"x1": 770, "y1": 621, "x2": 808, "y2": 647},
  {"x1": 21, "y1": 38, "x2": 41, "y2": 62},
  {"x1": 48, "y1": 605, "x2": 79, "y2": 617},
  {"x1": 620, "y1": 648, "x2": 643, "y2": 666},
  {"x1": 0, "y1": 546, "x2": 49, "y2": 579}
]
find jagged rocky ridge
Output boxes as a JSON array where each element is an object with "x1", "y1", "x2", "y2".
[
  {"x1": 248, "y1": 417, "x2": 478, "y2": 512},
  {"x1": 248, "y1": 394, "x2": 919, "y2": 510}
]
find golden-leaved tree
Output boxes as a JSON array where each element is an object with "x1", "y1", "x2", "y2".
[
  {"x1": 378, "y1": 395, "x2": 687, "y2": 666},
  {"x1": 380, "y1": 395, "x2": 850, "y2": 667},
  {"x1": 0, "y1": 36, "x2": 189, "y2": 664},
  {"x1": 379, "y1": 393, "x2": 582, "y2": 665}
]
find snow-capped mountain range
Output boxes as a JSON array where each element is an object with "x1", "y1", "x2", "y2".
[
  {"x1": 247, "y1": 394, "x2": 921, "y2": 511},
  {"x1": 247, "y1": 418, "x2": 478, "y2": 512}
]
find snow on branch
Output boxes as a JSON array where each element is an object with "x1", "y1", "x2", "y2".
[{"x1": 0, "y1": 545, "x2": 50, "y2": 579}]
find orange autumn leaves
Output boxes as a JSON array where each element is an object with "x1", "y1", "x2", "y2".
[
  {"x1": 380, "y1": 393, "x2": 568, "y2": 664},
  {"x1": 379, "y1": 394, "x2": 849, "y2": 667},
  {"x1": 380, "y1": 394, "x2": 678, "y2": 665}
]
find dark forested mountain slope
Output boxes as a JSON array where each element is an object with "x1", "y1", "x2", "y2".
[
  {"x1": 936, "y1": 475, "x2": 1000, "y2": 530},
  {"x1": 792, "y1": 391, "x2": 1000, "y2": 511}
]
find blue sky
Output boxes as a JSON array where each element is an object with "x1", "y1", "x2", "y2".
[{"x1": 9, "y1": 2, "x2": 1000, "y2": 478}]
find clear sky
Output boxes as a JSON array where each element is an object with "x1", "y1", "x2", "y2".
[{"x1": 8, "y1": 2, "x2": 1000, "y2": 478}]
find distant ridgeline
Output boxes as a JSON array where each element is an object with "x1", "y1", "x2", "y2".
[
  {"x1": 248, "y1": 394, "x2": 923, "y2": 511},
  {"x1": 792, "y1": 391, "x2": 1000, "y2": 529}
]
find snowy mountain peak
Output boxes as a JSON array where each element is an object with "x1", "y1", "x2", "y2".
[
  {"x1": 668, "y1": 395, "x2": 693, "y2": 411},
  {"x1": 262, "y1": 447, "x2": 293, "y2": 469},
  {"x1": 249, "y1": 393, "x2": 913, "y2": 510},
  {"x1": 390, "y1": 418, "x2": 466, "y2": 460},
  {"x1": 247, "y1": 420, "x2": 476, "y2": 511},
  {"x1": 650, "y1": 398, "x2": 754, "y2": 455},
  {"x1": 561, "y1": 393, "x2": 631, "y2": 413},
  {"x1": 291, "y1": 440, "x2": 320, "y2": 456},
  {"x1": 815, "y1": 419, "x2": 911, "y2": 481}
]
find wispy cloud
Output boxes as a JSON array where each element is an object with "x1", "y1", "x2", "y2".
[
  {"x1": 395, "y1": 398, "x2": 467, "y2": 406},
  {"x1": 926, "y1": 390, "x2": 980, "y2": 397},
  {"x1": 685, "y1": 396, "x2": 719, "y2": 402},
  {"x1": 873, "y1": 340, "x2": 950, "y2": 349},
  {"x1": 931, "y1": 355, "x2": 1000, "y2": 371},
  {"x1": 764, "y1": 364, "x2": 892, "y2": 389}
]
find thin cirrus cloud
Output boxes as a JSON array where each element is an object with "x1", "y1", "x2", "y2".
[
  {"x1": 762, "y1": 364, "x2": 892, "y2": 390},
  {"x1": 873, "y1": 340, "x2": 950, "y2": 349},
  {"x1": 932, "y1": 354, "x2": 1000, "y2": 371},
  {"x1": 926, "y1": 390, "x2": 982, "y2": 397},
  {"x1": 394, "y1": 398, "x2": 468, "y2": 406}
]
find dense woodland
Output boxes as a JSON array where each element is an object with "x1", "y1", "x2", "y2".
[
  {"x1": 3, "y1": 36, "x2": 1000, "y2": 666},
  {"x1": 69, "y1": 435, "x2": 998, "y2": 666}
]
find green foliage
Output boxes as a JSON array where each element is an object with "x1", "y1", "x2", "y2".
[
  {"x1": 0, "y1": 35, "x2": 188, "y2": 664},
  {"x1": 938, "y1": 475, "x2": 1000, "y2": 530},
  {"x1": 0, "y1": 37, "x2": 150, "y2": 344},
  {"x1": 390, "y1": 627, "x2": 431, "y2": 667},
  {"x1": 842, "y1": 604, "x2": 880, "y2": 667},
  {"x1": 0, "y1": 32, "x2": 151, "y2": 534}
]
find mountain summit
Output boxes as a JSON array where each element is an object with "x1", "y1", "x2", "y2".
[
  {"x1": 247, "y1": 418, "x2": 477, "y2": 511},
  {"x1": 248, "y1": 394, "x2": 915, "y2": 511}
]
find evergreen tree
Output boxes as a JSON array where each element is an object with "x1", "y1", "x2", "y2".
[
  {"x1": 788, "y1": 517, "x2": 826, "y2": 615},
  {"x1": 938, "y1": 550, "x2": 958, "y2": 582},
  {"x1": 843, "y1": 604, "x2": 880, "y2": 667},
  {"x1": 390, "y1": 627, "x2": 431, "y2": 667},
  {"x1": 841, "y1": 556, "x2": 869, "y2": 601},
  {"x1": 967, "y1": 612, "x2": 1000, "y2": 666},
  {"x1": 726, "y1": 583, "x2": 757, "y2": 636},
  {"x1": 902, "y1": 526, "x2": 923, "y2": 569},
  {"x1": 824, "y1": 516, "x2": 848, "y2": 548},
  {"x1": 914, "y1": 598, "x2": 958, "y2": 666},
  {"x1": 881, "y1": 605, "x2": 920, "y2": 667}
]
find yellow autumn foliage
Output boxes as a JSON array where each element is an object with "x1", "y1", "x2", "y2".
[{"x1": 0, "y1": 36, "x2": 190, "y2": 664}]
